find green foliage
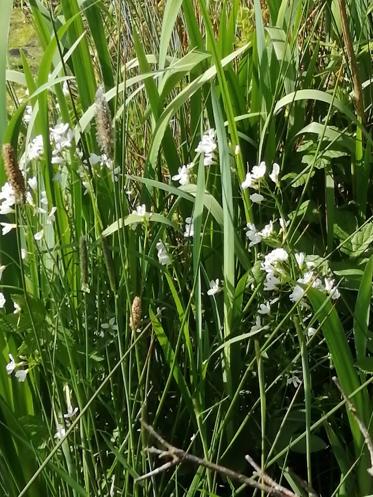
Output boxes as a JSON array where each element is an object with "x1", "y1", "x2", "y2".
[{"x1": 1, "y1": 1, "x2": 373, "y2": 497}]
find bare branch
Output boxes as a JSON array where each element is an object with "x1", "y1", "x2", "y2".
[{"x1": 137, "y1": 421, "x2": 299, "y2": 497}]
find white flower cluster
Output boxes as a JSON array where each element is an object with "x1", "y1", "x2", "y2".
[
  {"x1": 156, "y1": 240, "x2": 171, "y2": 266},
  {"x1": 195, "y1": 128, "x2": 216, "y2": 166},
  {"x1": 241, "y1": 161, "x2": 280, "y2": 190},
  {"x1": 50, "y1": 123, "x2": 74, "y2": 170},
  {"x1": 289, "y1": 263, "x2": 340, "y2": 303},
  {"x1": 245, "y1": 221, "x2": 274, "y2": 247},
  {"x1": 0, "y1": 182, "x2": 17, "y2": 215},
  {"x1": 6, "y1": 353, "x2": 28, "y2": 382},
  {"x1": 261, "y1": 247, "x2": 289, "y2": 291}
]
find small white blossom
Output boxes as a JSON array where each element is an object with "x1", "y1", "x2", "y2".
[
  {"x1": 250, "y1": 193, "x2": 264, "y2": 204},
  {"x1": 245, "y1": 223, "x2": 262, "y2": 246},
  {"x1": 295, "y1": 252, "x2": 305, "y2": 269},
  {"x1": 101, "y1": 317, "x2": 118, "y2": 333},
  {"x1": 250, "y1": 316, "x2": 268, "y2": 334},
  {"x1": 34, "y1": 230, "x2": 44, "y2": 241},
  {"x1": 207, "y1": 279, "x2": 221, "y2": 296},
  {"x1": 251, "y1": 161, "x2": 266, "y2": 180},
  {"x1": 156, "y1": 240, "x2": 171, "y2": 266},
  {"x1": 54, "y1": 423, "x2": 66, "y2": 440},
  {"x1": 241, "y1": 172, "x2": 254, "y2": 190},
  {"x1": 0, "y1": 293, "x2": 6, "y2": 309},
  {"x1": 47, "y1": 207, "x2": 57, "y2": 224},
  {"x1": 264, "y1": 271, "x2": 281, "y2": 291},
  {"x1": 28, "y1": 176, "x2": 38, "y2": 190},
  {"x1": 27, "y1": 135, "x2": 44, "y2": 161},
  {"x1": 324, "y1": 278, "x2": 340, "y2": 300},
  {"x1": 307, "y1": 327, "x2": 317, "y2": 337},
  {"x1": 132, "y1": 204, "x2": 146, "y2": 217},
  {"x1": 269, "y1": 163, "x2": 280, "y2": 185},
  {"x1": 172, "y1": 163, "x2": 193, "y2": 186},
  {"x1": 195, "y1": 128, "x2": 216, "y2": 166},
  {"x1": 21, "y1": 249, "x2": 27, "y2": 260},
  {"x1": 259, "y1": 221, "x2": 274, "y2": 239},
  {"x1": 289, "y1": 285, "x2": 305, "y2": 303},
  {"x1": 183, "y1": 217, "x2": 194, "y2": 238},
  {"x1": 15, "y1": 369, "x2": 28, "y2": 382},
  {"x1": 258, "y1": 302, "x2": 271, "y2": 314},
  {"x1": 287, "y1": 374, "x2": 302, "y2": 388},
  {"x1": 6, "y1": 354, "x2": 16, "y2": 375},
  {"x1": 13, "y1": 302, "x2": 21, "y2": 314},
  {"x1": 234, "y1": 144, "x2": 240, "y2": 155},
  {"x1": 0, "y1": 223, "x2": 16, "y2": 235}
]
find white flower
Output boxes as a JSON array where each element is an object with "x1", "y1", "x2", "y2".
[
  {"x1": 54, "y1": 423, "x2": 66, "y2": 440},
  {"x1": 13, "y1": 302, "x2": 21, "y2": 314},
  {"x1": 6, "y1": 354, "x2": 16, "y2": 375},
  {"x1": 172, "y1": 163, "x2": 193, "y2": 186},
  {"x1": 324, "y1": 278, "x2": 340, "y2": 300},
  {"x1": 132, "y1": 204, "x2": 146, "y2": 217},
  {"x1": 27, "y1": 135, "x2": 44, "y2": 161},
  {"x1": 262, "y1": 248, "x2": 289, "y2": 271},
  {"x1": 250, "y1": 193, "x2": 264, "y2": 204},
  {"x1": 258, "y1": 302, "x2": 271, "y2": 314},
  {"x1": 24, "y1": 105, "x2": 32, "y2": 124},
  {"x1": 63, "y1": 384, "x2": 79, "y2": 419},
  {"x1": 183, "y1": 217, "x2": 194, "y2": 238},
  {"x1": 234, "y1": 144, "x2": 240, "y2": 155},
  {"x1": 264, "y1": 271, "x2": 281, "y2": 291},
  {"x1": 0, "y1": 293, "x2": 6, "y2": 309},
  {"x1": 289, "y1": 285, "x2": 305, "y2": 303},
  {"x1": 101, "y1": 317, "x2": 118, "y2": 333},
  {"x1": 15, "y1": 369, "x2": 28, "y2": 382},
  {"x1": 207, "y1": 279, "x2": 221, "y2": 296},
  {"x1": 0, "y1": 223, "x2": 16, "y2": 235},
  {"x1": 156, "y1": 240, "x2": 171, "y2": 266},
  {"x1": 269, "y1": 163, "x2": 280, "y2": 185},
  {"x1": 295, "y1": 252, "x2": 305, "y2": 269},
  {"x1": 21, "y1": 248, "x2": 27, "y2": 260},
  {"x1": 250, "y1": 316, "x2": 268, "y2": 334},
  {"x1": 299, "y1": 271, "x2": 322, "y2": 289},
  {"x1": 245, "y1": 223, "x2": 262, "y2": 246},
  {"x1": 50, "y1": 123, "x2": 73, "y2": 151},
  {"x1": 259, "y1": 221, "x2": 274, "y2": 239},
  {"x1": 279, "y1": 218, "x2": 289, "y2": 232},
  {"x1": 195, "y1": 129, "x2": 216, "y2": 166},
  {"x1": 47, "y1": 207, "x2": 57, "y2": 224},
  {"x1": 251, "y1": 161, "x2": 266, "y2": 180},
  {"x1": 28, "y1": 176, "x2": 38, "y2": 190},
  {"x1": 287, "y1": 374, "x2": 302, "y2": 388},
  {"x1": 241, "y1": 172, "x2": 254, "y2": 190},
  {"x1": 307, "y1": 327, "x2": 317, "y2": 337},
  {"x1": 34, "y1": 230, "x2": 44, "y2": 241}
]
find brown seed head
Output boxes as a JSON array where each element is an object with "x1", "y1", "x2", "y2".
[
  {"x1": 95, "y1": 86, "x2": 113, "y2": 158},
  {"x1": 2, "y1": 144, "x2": 25, "y2": 203},
  {"x1": 130, "y1": 296, "x2": 142, "y2": 332}
]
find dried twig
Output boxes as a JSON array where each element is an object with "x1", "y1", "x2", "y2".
[
  {"x1": 137, "y1": 421, "x2": 299, "y2": 497},
  {"x1": 333, "y1": 377, "x2": 373, "y2": 476}
]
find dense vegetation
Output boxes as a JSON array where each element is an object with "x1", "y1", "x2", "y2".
[{"x1": 0, "y1": 1, "x2": 373, "y2": 496}]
